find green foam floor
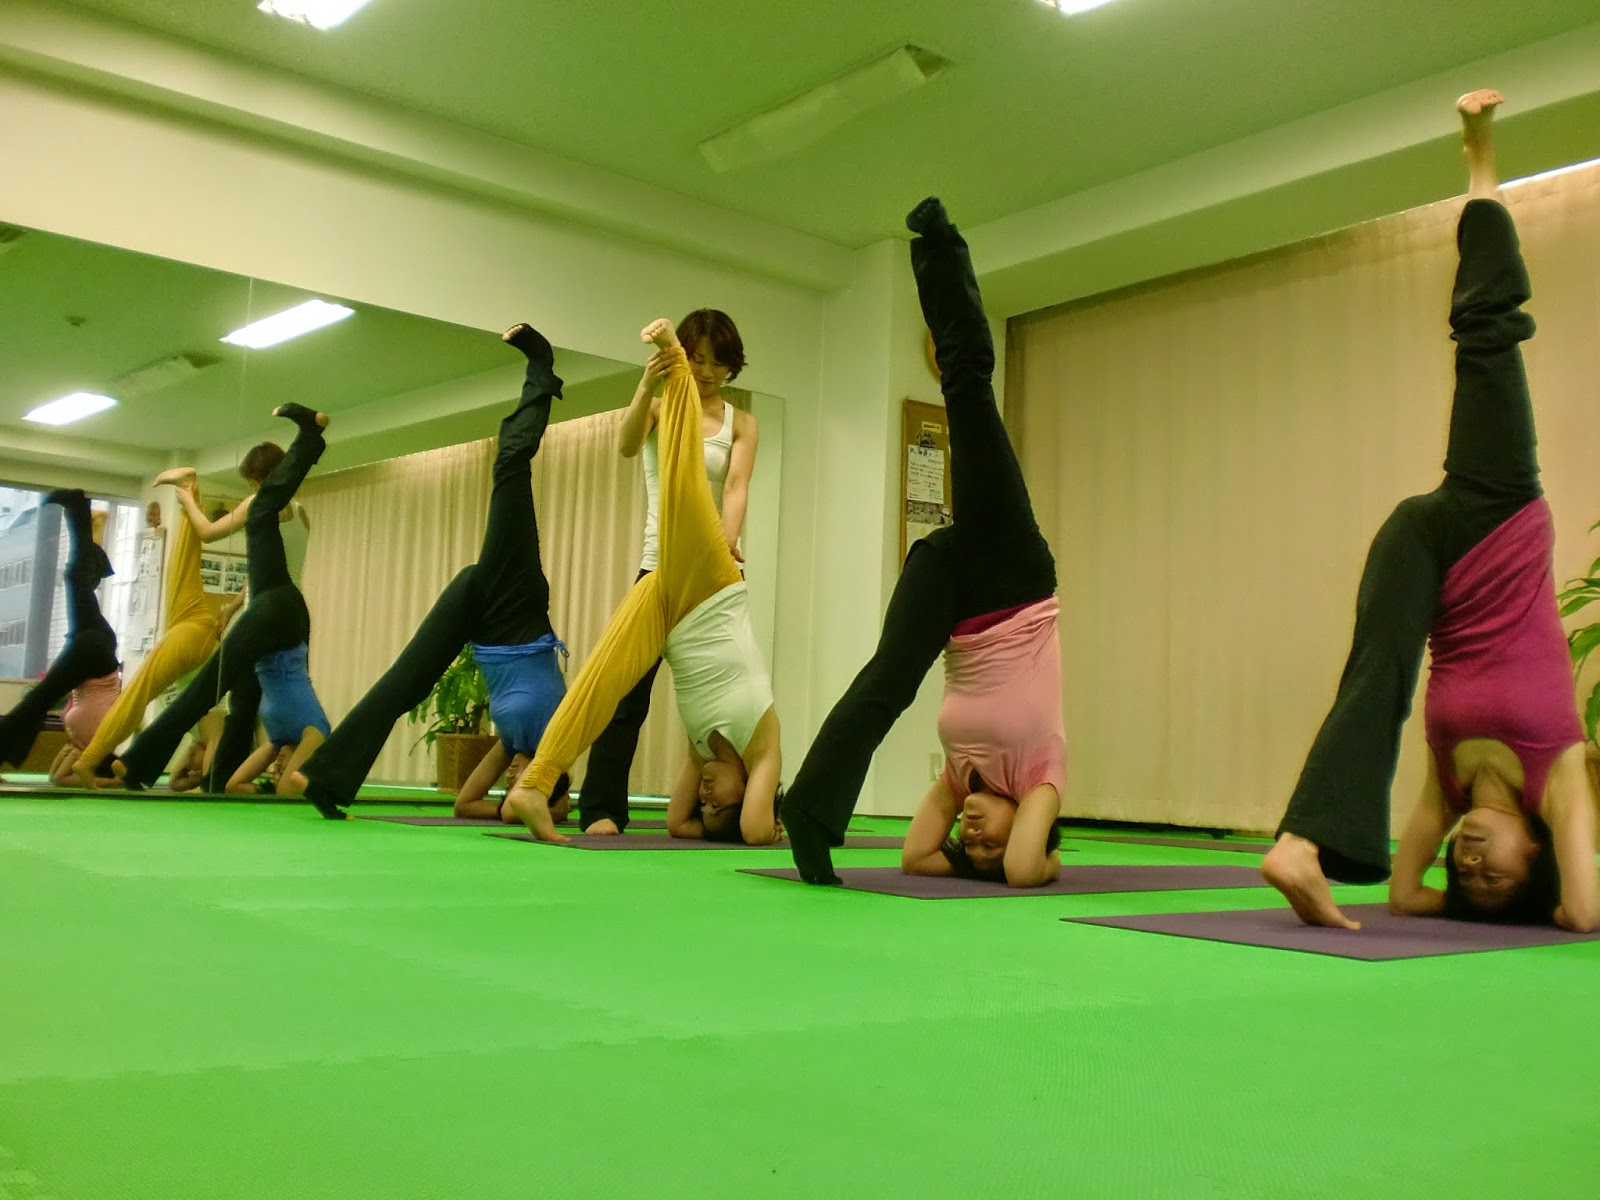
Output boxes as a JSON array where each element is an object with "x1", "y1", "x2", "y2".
[{"x1": 0, "y1": 798, "x2": 1594, "y2": 1199}]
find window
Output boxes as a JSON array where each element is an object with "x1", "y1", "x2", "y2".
[{"x1": 0, "y1": 485, "x2": 145, "y2": 681}]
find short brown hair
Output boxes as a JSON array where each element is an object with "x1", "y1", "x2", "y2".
[
  {"x1": 238, "y1": 441, "x2": 285, "y2": 485},
  {"x1": 676, "y1": 309, "x2": 745, "y2": 380}
]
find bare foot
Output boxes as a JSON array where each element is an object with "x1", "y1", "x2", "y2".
[
  {"x1": 1261, "y1": 833, "x2": 1362, "y2": 930},
  {"x1": 155, "y1": 467, "x2": 197, "y2": 488},
  {"x1": 584, "y1": 818, "x2": 621, "y2": 836},
  {"x1": 639, "y1": 318, "x2": 679, "y2": 350},
  {"x1": 1457, "y1": 89, "x2": 1503, "y2": 200},
  {"x1": 505, "y1": 785, "x2": 571, "y2": 843},
  {"x1": 69, "y1": 760, "x2": 118, "y2": 791}
]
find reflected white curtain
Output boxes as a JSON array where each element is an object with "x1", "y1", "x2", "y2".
[
  {"x1": 1006, "y1": 164, "x2": 1600, "y2": 833},
  {"x1": 300, "y1": 409, "x2": 687, "y2": 793}
]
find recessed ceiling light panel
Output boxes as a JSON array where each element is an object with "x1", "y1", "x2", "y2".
[
  {"x1": 1038, "y1": 0, "x2": 1122, "y2": 13},
  {"x1": 24, "y1": 392, "x2": 117, "y2": 426},
  {"x1": 258, "y1": 0, "x2": 374, "y2": 31},
  {"x1": 221, "y1": 299, "x2": 356, "y2": 349}
]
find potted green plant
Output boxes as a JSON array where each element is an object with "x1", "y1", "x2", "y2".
[
  {"x1": 1557, "y1": 518, "x2": 1600, "y2": 745},
  {"x1": 407, "y1": 645, "x2": 497, "y2": 793}
]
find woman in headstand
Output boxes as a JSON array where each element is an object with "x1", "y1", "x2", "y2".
[
  {"x1": 781, "y1": 197, "x2": 1065, "y2": 889},
  {"x1": 283, "y1": 323, "x2": 572, "y2": 821},
  {"x1": 223, "y1": 642, "x2": 330, "y2": 794},
  {"x1": 164, "y1": 445, "x2": 313, "y2": 792},
  {"x1": 577, "y1": 309, "x2": 760, "y2": 836},
  {"x1": 503, "y1": 320, "x2": 781, "y2": 845},
  {"x1": 0, "y1": 490, "x2": 121, "y2": 777},
  {"x1": 1262, "y1": 91, "x2": 1599, "y2": 934},
  {"x1": 68, "y1": 474, "x2": 221, "y2": 788},
  {"x1": 110, "y1": 404, "x2": 331, "y2": 790}
]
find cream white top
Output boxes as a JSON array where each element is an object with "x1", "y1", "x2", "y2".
[
  {"x1": 663, "y1": 581, "x2": 772, "y2": 759},
  {"x1": 639, "y1": 401, "x2": 734, "y2": 573}
]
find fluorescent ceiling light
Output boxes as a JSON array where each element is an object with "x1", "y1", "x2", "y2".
[
  {"x1": 24, "y1": 392, "x2": 117, "y2": 426},
  {"x1": 700, "y1": 45, "x2": 949, "y2": 173},
  {"x1": 257, "y1": 0, "x2": 374, "y2": 31},
  {"x1": 1038, "y1": 0, "x2": 1122, "y2": 13},
  {"x1": 221, "y1": 299, "x2": 355, "y2": 349}
]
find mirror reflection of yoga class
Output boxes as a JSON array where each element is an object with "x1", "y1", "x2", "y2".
[{"x1": 0, "y1": 221, "x2": 787, "y2": 810}]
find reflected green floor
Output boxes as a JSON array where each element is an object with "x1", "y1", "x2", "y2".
[{"x1": 0, "y1": 798, "x2": 1594, "y2": 1199}]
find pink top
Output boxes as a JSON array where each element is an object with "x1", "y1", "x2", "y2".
[
  {"x1": 63, "y1": 668, "x2": 122, "y2": 751},
  {"x1": 1424, "y1": 499, "x2": 1583, "y2": 813},
  {"x1": 938, "y1": 597, "x2": 1067, "y2": 802}
]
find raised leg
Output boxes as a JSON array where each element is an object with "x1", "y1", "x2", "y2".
[{"x1": 906, "y1": 198, "x2": 1056, "y2": 613}]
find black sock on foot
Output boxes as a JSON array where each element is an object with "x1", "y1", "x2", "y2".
[
  {"x1": 906, "y1": 196, "x2": 959, "y2": 241},
  {"x1": 273, "y1": 403, "x2": 323, "y2": 433},
  {"x1": 304, "y1": 780, "x2": 347, "y2": 821},
  {"x1": 504, "y1": 323, "x2": 556, "y2": 370},
  {"x1": 782, "y1": 802, "x2": 843, "y2": 886},
  {"x1": 43, "y1": 488, "x2": 88, "y2": 509}
]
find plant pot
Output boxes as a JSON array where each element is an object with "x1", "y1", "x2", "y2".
[{"x1": 433, "y1": 732, "x2": 498, "y2": 794}]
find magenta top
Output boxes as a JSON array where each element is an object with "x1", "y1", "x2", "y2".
[
  {"x1": 63, "y1": 668, "x2": 122, "y2": 752},
  {"x1": 938, "y1": 597, "x2": 1067, "y2": 803},
  {"x1": 1424, "y1": 498, "x2": 1583, "y2": 813}
]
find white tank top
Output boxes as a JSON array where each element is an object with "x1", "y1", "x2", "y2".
[
  {"x1": 663, "y1": 581, "x2": 772, "y2": 758},
  {"x1": 639, "y1": 401, "x2": 734, "y2": 573}
]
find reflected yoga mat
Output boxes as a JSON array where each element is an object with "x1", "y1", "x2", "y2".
[
  {"x1": 1077, "y1": 835, "x2": 1273, "y2": 855},
  {"x1": 738, "y1": 863, "x2": 1266, "y2": 898},
  {"x1": 1063, "y1": 903, "x2": 1600, "y2": 960},
  {"x1": 359, "y1": 815, "x2": 662, "y2": 828},
  {"x1": 487, "y1": 832, "x2": 904, "y2": 851}
]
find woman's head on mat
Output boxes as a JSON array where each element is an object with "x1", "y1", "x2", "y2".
[
  {"x1": 697, "y1": 759, "x2": 746, "y2": 839},
  {"x1": 1443, "y1": 804, "x2": 1559, "y2": 923},
  {"x1": 942, "y1": 790, "x2": 1062, "y2": 881},
  {"x1": 238, "y1": 441, "x2": 286, "y2": 489},
  {"x1": 676, "y1": 309, "x2": 744, "y2": 393}
]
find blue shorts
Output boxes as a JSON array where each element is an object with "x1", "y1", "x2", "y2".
[
  {"x1": 472, "y1": 635, "x2": 567, "y2": 757},
  {"x1": 255, "y1": 643, "x2": 331, "y2": 749}
]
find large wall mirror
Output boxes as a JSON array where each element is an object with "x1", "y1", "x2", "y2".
[{"x1": 1, "y1": 220, "x2": 784, "y2": 797}]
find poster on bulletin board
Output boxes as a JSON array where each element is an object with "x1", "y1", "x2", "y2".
[{"x1": 901, "y1": 398, "x2": 952, "y2": 563}]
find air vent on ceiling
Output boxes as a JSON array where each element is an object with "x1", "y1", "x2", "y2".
[
  {"x1": 699, "y1": 44, "x2": 950, "y2": 174},
  {"x1": 110, "y1": 352, "x2": 222, "y2": 399}
]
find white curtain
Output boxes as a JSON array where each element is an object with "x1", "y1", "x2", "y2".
[{"x1": 1005, "y1": 163, "x2": 1600, "y2": 833}]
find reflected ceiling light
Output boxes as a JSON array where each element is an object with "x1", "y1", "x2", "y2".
[
  {"x1": 1037, "y1": 0, "x2": 1122, "y2": 13},
  {"x1": 699, "y1": 44, "x2": 949, "y2": 173},
  {"x1": 221, "y1": 299, "x2": 355, "y2": 349},
  {"x1": 257, "y1": 0, "x2": 374, "y2": 31},
  {"x1": 24, "y1": 392, "x2": 117, "y2": 426}
]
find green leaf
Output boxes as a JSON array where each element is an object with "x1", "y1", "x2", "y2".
[
  {"x1": 1570, "y1": 624, "x2": 1600, "y2": 674},
  {"x1": 1560, "y1": 593, "x2": 1600, "y2": 618},
  {"x1": 1585, "y1": 681, "x2": 1600, "y2": 746}
]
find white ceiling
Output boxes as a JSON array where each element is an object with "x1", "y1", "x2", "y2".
[
  {"x1": 0, "y1": 222, "x2": 633, "y2": 474},
  {"x1": 51, "y1": 0, "x2": 1600, "y2": 247}
]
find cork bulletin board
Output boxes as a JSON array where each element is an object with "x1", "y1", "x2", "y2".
[{"x1": 901, "y1": 398, "x2": 952, "y2": 562}]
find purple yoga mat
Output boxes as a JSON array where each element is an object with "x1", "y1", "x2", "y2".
[
  {"x1": 487, "y1": 832, "x2": 904, "y2": 850},
  {"x1": 358, "y1": 815, "x2": 667, "y2": 828},
  {"x1": 1078, "y1": 835, "x2": 1273, "y2": 855},
  {"x1": 1063, "y1": 903, "x2": 1600, "y2": 960},
  {"x1": 737, "y1": 863, "x2": 1266, "y2": 898}
]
